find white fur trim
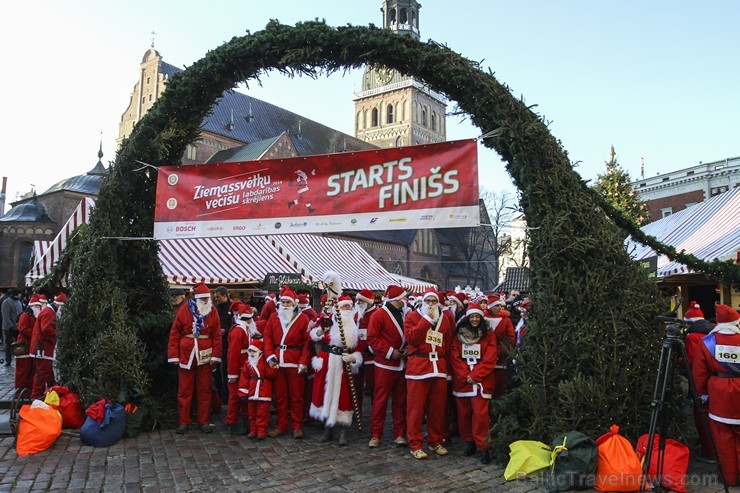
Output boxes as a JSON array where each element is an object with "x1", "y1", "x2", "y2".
[
  {"x1": 711, "y1": 320, "x2": 740, "y2": 334},
  {"x1": 467, "y1": 308, "x2": 485, "y2": 317},
  {"x1": 312, "y1": 356, "x2": 324, "y2": 372},
  {"x1": 310, "y1": 327, "x2": 324, "y2": 342},
  {"x1": 350, "y1": 351, "x2": 363, "y2": 373},
  {"x1": 356, "y1": 293, "x2": 374, "y2": 304}
]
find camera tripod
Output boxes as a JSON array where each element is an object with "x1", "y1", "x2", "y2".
[{"x1": 639, "y1": 317, "x2": 728, "y2": 493}]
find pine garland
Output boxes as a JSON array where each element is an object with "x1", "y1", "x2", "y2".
[{"x1": 57, "y1": 20, "x2": 737, "y2": 439}]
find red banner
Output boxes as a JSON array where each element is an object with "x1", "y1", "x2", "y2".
[{"x1": 153, "y1": 139, "x2": 479, "y2": 239}]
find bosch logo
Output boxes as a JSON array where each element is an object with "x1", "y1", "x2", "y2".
[{"x1": 176, "y1": 226, "x2": 197, "y2": 232}]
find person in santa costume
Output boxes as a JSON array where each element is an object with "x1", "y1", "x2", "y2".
[
  {"x1": 447, "y1": 292, "x2": 468, "y2": 324},
  {"x1": 367, "y1": 284, "x2": 409, "y2": 448},
  {"x1": 238, "y1": 339, "x2": 278, "y2": 440},
  {"x1": 167, "y1": 283, "x2": 222, "y2": 434},
  {"x1": 30, "y1": 292, "x2": 65, "y2": 399},
  {"x1": 354, "y1": 288, "x2": 377, "y2": 410},
  {"x1": 15, "y1": 294, "x2": 41, "y2": 396},
  {"x1": 225, "y1": 305, "x2": 260, "y2": 434},
  {"x1": 404, "y1": 288, "x2": 454, "y2": 459},
  {"x1": 692, "y1": 303, "x2": 740, "y2": 486},
  {"x1": 263, "y1": 286, "x2": 311, "y2": 439},
  {"x1": 260, "y1": 292, "x2": 277, "y2": 321},
  {"x1": 450, "y1": 302, "x2": 497, "y2": 464},
  {"x1": 309, "y1": 295, "x2": 363, "y2": 445},
  {"x1": 486, "y1": 296, "x2": 515, "y2": 399}
]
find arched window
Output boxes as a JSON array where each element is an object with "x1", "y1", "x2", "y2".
[
  {"x1": 364, "y1": 109, "x2": 369, "y2": 128},
  {"x1": 400, "y1": 8, "x2": 408, "y2": 24},
  {"x1": 371, "y1": 108, "x2": 379, "y2": 127},
  {"x1": 412, "y1": 10, "x2": 418, "y2": 27},
  {"x1": 357, "y1": 111, "x2": 363, "y2": 130},
  {"x1": 431, "y1": 111, "x2": 436, "y2": 131},
  {"x1": 386, "y1": 104, "x2": 394, "y2": 123},
  {"x1": 393, "y1": 262, "x2": 403, "y2": 275},
  {"x1": 389, "y1": 8, "x2": 397, "y2": 24},
  {"x1": 422, "y1": 107, "x2": 427, "y2": 127},
  {"x1": 403, "y1": 100, "x2": 409, "y2": 121}
]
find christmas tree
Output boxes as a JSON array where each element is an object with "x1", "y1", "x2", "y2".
[{"x1": 593, "y1": 146, "x2": 649, "y2": 226}]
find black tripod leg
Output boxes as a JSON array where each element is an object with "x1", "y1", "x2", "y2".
[
  {"x1": 641, "y1": 341, "x2": 674, "y2": 493},
  {"x1": 677, "y1": 342, "x2": 730, "y2": 493}
]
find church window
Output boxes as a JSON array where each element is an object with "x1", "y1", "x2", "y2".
[
  {"x1": 392, "y1": 262, "x2": 403, "y2": 275},
  {"x1": 389, "y1": 8, "x2": 396, "y2": 24},
  {"x1": 400, "y1": 8, "x2": 408, "y2": 24},
  {"x1": 422, "y1": 108, "x2": 427, "y2": 127},
  {"x1": 149, "y1": 94, "x2": 153, "y2": 101},
  {"x1": 431, "y1": 111, "x2": 436, "y2": 131},
  {"x1": 412, "y1": 10, "x2": 418, "y2": 27},
  {"x1": 372, "y1": 108, "x2": 379, "y2": 127},
  {"x1": 146, "y1": 76, "x2": 150, "y2": 84},
  {"x1": 186, "y1": 144, "x2": 197, "y2": 160},
  {"x1": 403, "y1": 100, "x2": 409, "y2": 121},
  {"x1": 386, "y1": 104, "x2": 394, "y2": 123},
  {"x1": 142, "y1": 97, "x2": 146, "y2": 103},
  {"x1": 357, "y1": 111, "x2": 363, "y2": 130}
]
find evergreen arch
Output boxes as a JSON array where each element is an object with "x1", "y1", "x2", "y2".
[{"x1": 58, "y1": 20, "x2": 740, "y2": 444}]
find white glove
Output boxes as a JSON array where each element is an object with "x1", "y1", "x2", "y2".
[
  {"x1": 297, "y1": 364, "x2": 307, "y2": 374},
  {"x1": 341, "y1": 353, "x2": 357, "y2": 364}
]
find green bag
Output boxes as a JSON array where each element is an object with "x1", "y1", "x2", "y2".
[
  {"x1": 547, "y1": 431, "x2": 598, "y2": 492},
  {"x1": 504, "y1": 440, "x2": 553, "y2": 480}
]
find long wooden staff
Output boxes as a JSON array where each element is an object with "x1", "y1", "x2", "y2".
[{"x1": 323, "y1": 272, "x2": 362, "y2": 431}]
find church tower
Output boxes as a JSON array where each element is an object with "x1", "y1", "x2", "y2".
[{"x1": 354, "y1": 0, "x2": 446, "y2": 148}]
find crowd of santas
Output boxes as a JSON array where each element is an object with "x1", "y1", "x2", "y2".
[{"x1": 167, "y1": 279, "x2": 531, "y2": 462}]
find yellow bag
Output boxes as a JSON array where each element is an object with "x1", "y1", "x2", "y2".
[
  {"x1": 504, "y1": 440, "x2": 553, "y2": 480},
  {"x1": 44, "y1": 390, "x2": 60, "y2": 408}
]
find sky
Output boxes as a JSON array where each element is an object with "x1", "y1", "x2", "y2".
[{"x1": 2, "y1": 0, "x2": 739, "y2": 214}]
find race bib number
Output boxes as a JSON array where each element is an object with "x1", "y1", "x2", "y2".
[
  {"x1": 462, "y1": 343, "x2": 481, "y2": 359},
  {"x1": 197, "y1": 347, "x2": 213, "y2": 365},
  {"x1": 426, "y1": 329, "x2": 443, "y2": 347},
  {"x1": 715, "y1": 345, "x2": 740, "y2": 364},
  {"x1": 358, "y1": 328, "x2": 368, "y2": 341}
]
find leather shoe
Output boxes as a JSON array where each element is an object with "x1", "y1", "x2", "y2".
[
  {"x1": 292, "y1": 428, "x2": 304, "y2": 439},
  {"x1": 394, "y1": 436, "x2": 408, "y2": 446},
  {"x1": 175, "y1": 424, "x2": 189, "y2": 435},
  {"x1": 201, "y1": 424, "x2": 213, "y2": 434},
  {"x1": 368, "y1": 437, "x2": 381, "y2": 448},
  {"x1": 267, "y1": 428, "x2": 285, "y2": 438}
]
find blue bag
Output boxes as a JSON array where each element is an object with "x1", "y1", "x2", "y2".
[{"x1": 80, "y1": 402, "x2": 126, "y2": 447}]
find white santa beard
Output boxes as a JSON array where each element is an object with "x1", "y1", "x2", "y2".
[
  {"x1": 196, "y1": 299, "x2": 213, "y2": 317},
  {"x1": 354, "y1": 304, "x2": 367, "y2": 320},
  {"x1": 277, "y1": 305, "x2": 296, "y2": 327},
  {"x1": 248, "y1": 353, "x2": 261, "y2": 368},
  {"x1": 420, "y1": 302, "x2": 438, "y2": 318}
]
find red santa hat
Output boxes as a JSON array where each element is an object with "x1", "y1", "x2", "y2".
[
  {"x1": 230, "y1": 301, "x2": 246, "y2": 314},
  {"x1": 280, "y1": 286, "x2": 297, "y2": 304},
  {"x1": 266, "y1": 292, "x2": 277, "y2": 302},
  {"x1": 356, "y1": 289, "x2": 374, "y2": 305},
  {"x1": 39, "y1": 294, "x2": 49, "y2": 304},
  {"x1": 28, "y1": 294, "x2": 42, "y2": 306},
  {"x1": 466, "y1": 302, "x2": 485, "y2": 318},
  {"x1": 488, "y1": 294, "x2": 505, "y2": 307},
  {"x1": 715, "y1": 304, "x2": 740, "y2": 324},
  {"x1": 385, "y1": 285, "x2": 407, "y2": 302},
  {"x1": 337, "y1": 295, "x2": 353, "y2": 308},
  {"x1": 239, "y1": 306, "x2": 255, "y2": 320},
  {"x1": 192, "y1": 283, "x2": 211, "y2": 299},
  {"x1": 297, "y1": 293, "x2": 310, "y2": 307},
  {"x1": 449, "y1": 292, "x2": 467, "y2": 308},
  {"x1": 54, "y1": 293, "x2": 67, "y2": 304},
  {"x1": 248, "y1": 339, "x2": 264, "y2": 353},
  {"x1": 421, "y1": 288, "x2": 440, "y2": 302},
  {"x1": 683, "y1": 301, "x2": 704, "y2": 321}
]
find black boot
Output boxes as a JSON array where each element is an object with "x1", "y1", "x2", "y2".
[
  {"x1": 338, "y1": 427, "x2": 349, "y2": 446},
  {"x1": 480, "y1": 450, "x2": 491, "y2": 464},
  {"x1": 318, "y1": 426, "x2": 333, "y2": 443},
  {"x1": 464, "y1": 441, "x2": 477, "y2": 457}
]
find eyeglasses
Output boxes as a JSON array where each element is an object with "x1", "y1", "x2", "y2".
[{"x1": 423, "y1": 299, "x2": 439, "y2": 305}]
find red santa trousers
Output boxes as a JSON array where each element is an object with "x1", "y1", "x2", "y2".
[
  {"x1": 456, "y1": 394, "x2": 491, "y2": 451},
  {"x1": 226, "y1": 380, "x2": 249, "y2": 426},
  {"x1": 370, "y1": 367, "x2": 406, "y2": 440},
  {"x1": 249, "y1": 400, "x2": 271, "y2": 437},
  {"x1": 178, "y1": 365, "x2": 213, "y2": 425},
  {"x1": 273, "y1": 367, "x2": 305, "y2": 431},
  {"x1": 31, "y1": 359, "x2": 56, "y2": 399},
  {"x1": 15, "y1": 357, "x2": 34, "y2": 397},
  {"x1": 406, "y1": 377, "x2": 447, "y2": 451},
  {"x1": 709, "y1": 420, "x2": 739, "y2": 486}
]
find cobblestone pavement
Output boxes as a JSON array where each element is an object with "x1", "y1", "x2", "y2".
[{"x1": 0, "y1": 362, "x2": 733, "y2": 492}]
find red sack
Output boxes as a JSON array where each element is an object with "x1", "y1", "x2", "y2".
[
  {"x1": 636, "y1": 434, "x2": 690, "y2": 493},
  {"x1": 48, "y1": 385, "x2": 85, "y2": 429},
  {"x1": 594, "y1": 425, "x2": 643, "y2": 492}
]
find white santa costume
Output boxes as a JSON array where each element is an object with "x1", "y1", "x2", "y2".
[{"x1": 309, "y1": 295, "x2": 363, "y2": 433}]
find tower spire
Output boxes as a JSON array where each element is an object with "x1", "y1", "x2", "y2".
[{"x1": 381, "y1": 1, "x2": 422, "y2": 40}]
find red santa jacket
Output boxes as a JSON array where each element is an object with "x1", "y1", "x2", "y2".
[
  {"x1": 227, "y1": 323, "x2": 251, "y2": 380},
  {"x1": 367, "y1": 304, "x2": 407, "y2": 371},
  {"x1": 263, "y1": 311, "x2": 310, "y2": 368},
  {"x1": 404, "y1": 308, "x2": 453, "y2": 380},
  {"x1": 450, "y1": 329, "x2": 497, "y2": 398},
  {"x1": 357, "y1": 306, "x2": 378, "y2": 366},
  {"x1": 692, "y1": 329, "x2": 740, "y2": 424},
  {"x1": 167, "y1": 303, "x2": 222, "y2": 369},
  {"x1": 31, "y1": 305, "x2": 58, "y2": 361},
  {"x1": 260, "y1": 299, "x2": 276, "y2": 321},
  {"x1": 16, "y1": 311, "x2": 36, "y2": 360},
  {"x1": 486, "y1": 314, "x2": 515, "y2": 368},
  {"x1": 238, "y1": 356, "x2": 278, "y2": 401}
]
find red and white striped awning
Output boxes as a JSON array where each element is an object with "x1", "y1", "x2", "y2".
[
  {"x1": 628, "y1": 187, "x2": 740, "y2": 278},
  {"x1": 266, "y1": 234, "x2": 398, "y2": 291},
  {"x1": 25, "y1": 198, "x2": 95, "y2": 286},
  {"x1": 159, "y1": 236, "x2": 301, "y2": 285},
  {"x1": 391, "y1": 274, "x2": 438, "y2": 293}
]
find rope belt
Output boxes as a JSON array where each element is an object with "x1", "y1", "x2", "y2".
[{"x1": 320, "y1": 342, "x2": 344, "y2": 355}]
